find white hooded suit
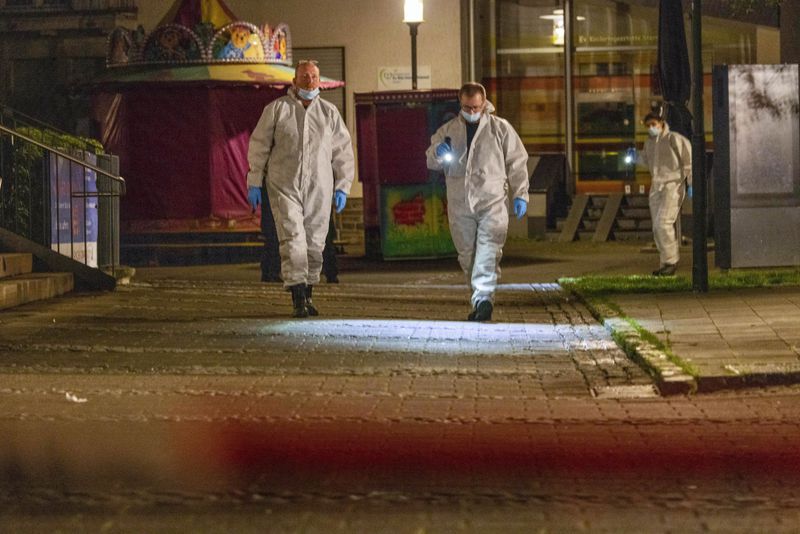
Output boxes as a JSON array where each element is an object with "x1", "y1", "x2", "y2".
[
  {"x1": 247, "y1": 91, "x2": 354, "y2": 287},
  {"x1": 426, "y1": 103, "x2": 529, "y2": 307},
  {"x1": 640, "y1": 124, "x2": 692, "y2": 266}
]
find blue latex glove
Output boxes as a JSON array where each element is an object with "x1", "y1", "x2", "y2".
[
  {"x1": 334, "y1": 189, "x2": 347, "y2": 213},
  {"x1": 247, "y1": 186, "x2": 262, "y2": 211},
  {"x1": 687, "y1": 185, "x2": 693, "y2": 198},
  {"x1": 513, "y1": 198, "x2": 527, "y2": 220},
  {"x1": 435, "y1": 142, "x2": 451, "y2": 160}
]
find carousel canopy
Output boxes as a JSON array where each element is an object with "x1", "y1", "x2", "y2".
[
  {"x1": 93, "y1": 63, "x2": 344, "y2": 88},
  {"x1": 104, "y1": 0, "x2": 301, "y2": 74}
]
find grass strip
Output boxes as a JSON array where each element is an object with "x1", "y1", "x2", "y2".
[{"x1": 559, "y1": 267, "x2": 800, "y2": 296}]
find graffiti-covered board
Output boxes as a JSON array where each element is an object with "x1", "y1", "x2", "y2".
[{"x1": 380, "y1": 183, "x2": 455, "y2": 259}]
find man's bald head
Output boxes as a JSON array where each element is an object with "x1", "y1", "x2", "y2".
[{"x1": 294, "y1": 60, "x2": 320, "y2": 90}]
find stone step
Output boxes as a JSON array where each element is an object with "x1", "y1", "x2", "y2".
[
  {"x1": 620, "y1": 207, "x2": 651, "y2": 219},
  {"x1": 0, "y1": 253, "x2": 33, "y2": 280},
  {"x1": 623, "y1": 194, "x2": 650, "y2": 208},
  {"x1": 121, "y1": 242, "x2": 263, "y2": 267},
  {"x1": 586, "y1": 208, "x2": 603, "y2": 219},
  {"x1": 611, "y1": 230, "x2": 653, "y2": 241},
  {"x1": 589, "y1": 196, "x2": 607, "y2": 208},
  {"x1": 617, "y1": 218, "x2": 652, "y2": 231},
  {"x1": 0, "y1": 272, "x2": 74, "y2": 311}
]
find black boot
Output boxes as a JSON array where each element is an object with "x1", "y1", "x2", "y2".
[
  {"x1": 289, "y1": 284, "x2": 309, "y2": 318},
  {"x1": 468, "y1": 300, "x2": 493, "y2": 322},
  {"x1": 305, "y1": 285, "x2": 319, "y2": 316},
  {"x1": 652, "y1": 263, "x2": 677, "y2": 276}
]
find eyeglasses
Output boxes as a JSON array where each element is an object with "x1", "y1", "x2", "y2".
[{"x1": 461, "y1": 104, "x2": 483, "y2": 113}]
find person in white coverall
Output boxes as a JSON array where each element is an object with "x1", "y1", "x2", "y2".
[
  {"x1": 638, "y1": 112, "x2": 692, "y2": 276},
  {"x1": 426, "y1": 82, "x2": 529, "y2": 322},
  {"x1": 246, "y1": 60, "x2": 355, "y2": 317}
]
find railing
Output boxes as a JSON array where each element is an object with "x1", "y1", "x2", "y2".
[{"x1": 0, "y1": 123, "x2": 126, "y2": 277}]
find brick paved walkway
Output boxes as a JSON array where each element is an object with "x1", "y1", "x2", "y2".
[{"x1": 2, "y1": 272, "x2": 800, "y2": 532}]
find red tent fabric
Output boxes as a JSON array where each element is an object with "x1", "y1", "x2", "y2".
[
  {"x1": 158, "y1": 0, "x2": 237, "y2": 30},
  {"x1": 92, "y1": 84, "x2": 285, "y2": 228}
]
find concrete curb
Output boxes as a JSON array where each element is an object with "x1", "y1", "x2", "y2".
[
  {"x1": 565, "y1": 290, "x2": 697, "y2": 396},
  {"x1": 603, "y1": 317, "x2": 696, "y2": 396},
  {"x1": 566, "y1": 286, "x2": 800, "y2": 395},
  {"x1": 692, "y1": 369, "x2": 800, "y2": 394}
]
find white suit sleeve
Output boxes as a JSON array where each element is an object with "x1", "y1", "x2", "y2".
[
  {"x1": 426, "y1": 127, "x2": 447, "y2": 171},
  {"x1": 246, "y1": 103, "x2": 277, "y2": 188},
  {"x1": 637, "y1": 143, "x2": 650, "y2": 170},
  {"x1": 330, "y1": 110, "x2": 355, "y2": 195},
  {"x1": 673, "y1": 133, "x2": 693, "y2": 186},
  {"x1": 502, "y1": 121, "x2": 530, "y2": 203}
]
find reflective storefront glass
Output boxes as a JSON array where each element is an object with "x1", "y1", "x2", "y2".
[{"x1": 474, "y1": 0, "x2": 777, "y2": 193}]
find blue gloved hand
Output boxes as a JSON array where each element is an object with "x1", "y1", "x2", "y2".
[
  {"x1": 625, "y1": 147, "x2": 637, "y2": 165},
  {"x1": 247, "y1": 186, "x2": 262, "y2": 211},
  {"x1": 513, "y1": 198, "x2": 527, "y2": 220},
  {"x1": 334, "y1": 189, "x2": 347, "y2": 213},
  {"x1": 687, "y1": 185, "x2": 693, "y2": 198},
  {"x1": 435, "y1": 142, "x2": 451, "y2": 160}
]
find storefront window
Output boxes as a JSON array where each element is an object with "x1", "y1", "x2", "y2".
[
  {"x1": 474, "y1": 0, "x2": 776, "y2": 192},
  {"x1": 478, "y1": 0, "x2": 566, "y2": 151},
  {"x1": 572, "y1": 0, "x2": 658, "y2": 187}
]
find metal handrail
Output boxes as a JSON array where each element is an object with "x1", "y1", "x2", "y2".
[
  {"x1": 0, "y1": 121, "x2": 126, "y2": 281},
  {"x1": 0, "y1": 124, "x2": 126, "y2": 192}
]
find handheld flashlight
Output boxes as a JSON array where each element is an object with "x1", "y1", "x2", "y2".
[
  {"x1": 624, "y1": 147, "x2": 635, "y2": 165},
  {"x1": 443, "y1": 136, "x2": 453, "y2": 162}
]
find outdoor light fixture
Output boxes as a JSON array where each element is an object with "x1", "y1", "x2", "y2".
[
  {"x1": 403, "y1": 0, "x2": 424, "y2": 89},
  {"x1": 539, "y1": 9, "x2": 585, "y2": 46}
]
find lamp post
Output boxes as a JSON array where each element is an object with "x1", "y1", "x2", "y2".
[
  {"x1": 691, "y1": 0, "x2": 708, "y2": 292},
  {"x1": 404, "y1": 0, "x2": 424, "y2": 90}
]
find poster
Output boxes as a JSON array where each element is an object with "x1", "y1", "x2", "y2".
[
  {"x1": 380, "y1": 183, "x2": 455, "y2": 259},
  {"x1": 50, "y1": 151, "x2": 98, "y2": 267}
]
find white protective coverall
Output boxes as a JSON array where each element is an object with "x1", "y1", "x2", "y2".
[
  {"x1": 426, "y1": 102, "x2": 529, "y2": 308},
  {"x1": 247, "y1": 91, "x2": 354, "y2": 287},
  {"x1": 640, "y1": 124, "x2": 692, "y2": 266}
]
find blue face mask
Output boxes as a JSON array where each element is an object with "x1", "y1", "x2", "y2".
[
  {"x1": 297, "y1": 87, "x2": 320, "y2": 100},
  {"x1": 461, "y1": 110, "x2": 481, "y2": 123}
]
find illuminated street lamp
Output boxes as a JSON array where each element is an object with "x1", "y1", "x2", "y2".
[{"x1": 403, "y1": 0, "x2": 424, "y2": 90}]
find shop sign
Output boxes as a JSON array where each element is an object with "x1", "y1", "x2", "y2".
[{"x1": 378, "y1": 66, "x2": 432, "y2": 90}]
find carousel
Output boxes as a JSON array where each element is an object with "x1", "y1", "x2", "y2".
[{"x1": 91, "y1": 0, "x2": 343, "y2": 252}]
